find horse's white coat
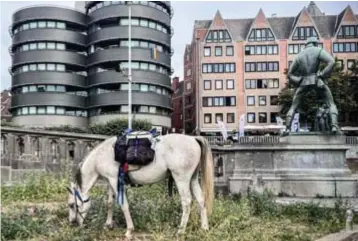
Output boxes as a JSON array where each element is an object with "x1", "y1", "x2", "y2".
[{"x1": 67, "y1": 134, "x2": 214, "y2": 239}]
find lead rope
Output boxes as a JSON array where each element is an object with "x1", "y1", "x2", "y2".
[{"x1": 74, "y1": 189, "x2": 90, "y2": 220}]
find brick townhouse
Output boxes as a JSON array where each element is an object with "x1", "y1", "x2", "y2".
[
  {"x1": 183, "y1": 1, "x2": 358, "y2": 135},
  {"x1": 171, "y1": 77, "x2": 184, "y2": 133}
]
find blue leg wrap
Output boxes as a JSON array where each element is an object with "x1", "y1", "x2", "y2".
[
  {"x1": 117, "y1": 167, "x2": 125, "y2": 205},
  {"x1": 134, "y1": 137, "x2": 138, "y2": 157}
]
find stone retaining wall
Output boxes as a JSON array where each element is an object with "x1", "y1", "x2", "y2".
[
  {"x1": 1, "y1": 127, "x2": 358, "y2": 187},
  {"x1": 1, "y1": 127, "x2": 108, "y2": 183}
]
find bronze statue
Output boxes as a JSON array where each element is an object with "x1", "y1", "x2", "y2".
[{"x1": 284, "y1": 36, "x2": 339, "y2": 134}]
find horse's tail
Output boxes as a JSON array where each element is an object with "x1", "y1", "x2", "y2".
[{"x1": 195, "y1": 136, "x2": 214, "y2": 215}]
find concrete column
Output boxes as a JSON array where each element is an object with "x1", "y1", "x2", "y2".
[
  {"x1": 6, "y1": 133, "x2": 16, "y2": 161},
  {"x1": 1, "y1": 134, "x2": 10, "y2": 166},
  {"x1": 40, "y1": 137, "x2": 49, "y2": 164},
  {"x1": 74, "y1": 140, "x2": 82, "y2": 163},
  {"x1": 24, "y1": 134, "x2": 32, "y2": 154},
  {"x1": 13, "y1": 135, "x2": 22, "y2": 157},
  {"x1": 30, "y1": 136, "x2": 40, "y2": 157},
  {"x1": 58, "y1": 138, "x2": 67, "y2": 161}
]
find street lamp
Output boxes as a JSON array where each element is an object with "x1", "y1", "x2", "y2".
[{"x1": 128, "y1": 1, "x2": 132, "y2": 130}]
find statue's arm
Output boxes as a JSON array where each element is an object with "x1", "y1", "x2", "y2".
[
  {"x1": 318, "y1": 50, "x2": 335, "y2": 78},
  {"x1": 287, "y1": 59, "x2": 301, "y2": 84}
]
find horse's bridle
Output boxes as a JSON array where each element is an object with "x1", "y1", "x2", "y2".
[{"x1": 73, "y1": 188, "x2": 90, "y2": 221}]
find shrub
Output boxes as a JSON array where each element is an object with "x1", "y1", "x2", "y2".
[
  {"x1": 3, "y1": 118, "x2": 153, "y2": 136},
  {"x1": 44, "y1": 125, "x2": 87, "y2": 133},
  {"x1": 88, "y1": 118, "x2": 152, "y2": 136},
  {"x1": 0, "y1": 120, "x2": 20, "y2": 127},
  {"x1": 248, "y1": 190, "x2": 279, "y2": 217}
]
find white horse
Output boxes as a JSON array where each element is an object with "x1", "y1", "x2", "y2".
[{"x1": 66, "y1": 133, "x2": 214, "y2": 239}]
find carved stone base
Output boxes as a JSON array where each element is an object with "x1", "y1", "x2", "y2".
[{"x1": 219, "y1": 134, "x2": 358, "y2": 198}]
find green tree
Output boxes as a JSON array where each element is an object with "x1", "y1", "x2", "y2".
[
  {"x1": 278, "y1": 59, "x2": 358, "y2": 126},
  {"x1": 6, "y1": 118, "x2": 153, "y2": 136}
]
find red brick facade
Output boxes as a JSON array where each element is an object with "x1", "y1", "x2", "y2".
[
  {"x1": 183, "y1": 2, "x2": 358, "y2": 134},
  {"x1": 171, "y1": 77, "x2": 184, "y2": 133}
]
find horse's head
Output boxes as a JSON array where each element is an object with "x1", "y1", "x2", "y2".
[{"x1": 66, "y1": 182, "x2": 91, "y2": 226}]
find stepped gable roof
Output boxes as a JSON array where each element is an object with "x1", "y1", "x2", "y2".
[
  {"x1": 194, "y1": 12, "x2": 343, "y2": 40},
  {"x1": 307, "y1": 1, "x2": 324, "y2": 16}
]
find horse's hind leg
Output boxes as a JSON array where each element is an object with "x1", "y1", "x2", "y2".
[
  {"x1": 190, "y1": 170, "x2": 209, "y2": 230},
  {"x1": 172, "y1": 174, "x2": 192, "y2": 234},
  {"x1": 104, "y1": 184, "x2": 115, "y2": 229}
]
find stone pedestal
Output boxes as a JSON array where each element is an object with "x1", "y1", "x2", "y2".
[{"x1": 225, "y1": 134, "x2": 358, "y2": 198}]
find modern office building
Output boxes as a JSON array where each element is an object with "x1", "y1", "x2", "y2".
[
  {"x1": 9, "y1": 2, "x2": 173, "y2": 129},
  {"x1": 184, "y1": 1, "x2": 358, "y2": 135},
  {"x1": 9, "y1": 6, "x2": 88, "y2": 128}
]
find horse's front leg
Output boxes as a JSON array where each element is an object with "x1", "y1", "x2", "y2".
[
  {"x1": 104, "y1": 184, "x2": 115, "y2": 229},
  {"x1": 121, "y1": 192, "x2": 134, "y2": 239},
  {"x1": 109, "y1": 178, "x2": 134, "y2": 239}
]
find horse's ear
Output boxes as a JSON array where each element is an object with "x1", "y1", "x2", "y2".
[{"x1": 66, "y1": 186, "x2": 73, "y2": 194}]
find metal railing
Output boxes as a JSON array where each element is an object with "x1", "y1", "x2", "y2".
[
  {"x1": 170, "y1": 47, "x2": 174, "y2": 56},
  {"x1": 12, "y1": 4, "x2": 86, "y2": 16},
  {"x1": 236, "y1": 136, "x2": 280, "y2": 144},
  {"x1": 170, "y1": 5, "x2": 174, "y2": 18},
  {"x1": 204, "y1": 136, "x2": 225, "y2": 146},
  {"x1": 204, "y1": 135, "x2": 358, "y2": 146},
  {"x1": 170, "y1": 27, "x2": 174, "y2": 37},
  {"x1": 8, "y1": 25, "x2": 13, "y2": 37},
  {"x1": 346, "y1": 136, "x2": 358, "y2": 145},
  {"x1": 8, "y1": 46, "x2": 13, "y2": 56}
]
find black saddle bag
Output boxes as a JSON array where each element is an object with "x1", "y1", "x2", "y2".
[
  {"x1": 114, "y1": 135, "x2": 127, "y2": 164},
  {"x1": 126, "y1": 138, "x2": 155, "y2": 165}
]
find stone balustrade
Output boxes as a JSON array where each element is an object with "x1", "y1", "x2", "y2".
[{"x1": 1, "y1": 126, "x2": 108, "y2": 183}]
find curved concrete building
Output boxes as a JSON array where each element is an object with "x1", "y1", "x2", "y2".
[
  {"x1": 9, "y1": 6, "x2": 88, "y2": 128},
  {"x1": 9, "y1": 2, "x2": 173, "y2": 129},
  {"x1": 86, "y1": 1, "x2": 173, "y2": 127}
]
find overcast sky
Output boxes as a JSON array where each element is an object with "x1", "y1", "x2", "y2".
[{"x1": 1, "y1": 1, "x2": 357, "y2": 91}]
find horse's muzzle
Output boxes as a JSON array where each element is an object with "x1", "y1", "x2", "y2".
[{"x1": 71, "y1": 220, "x2": 79, "y2": 227}]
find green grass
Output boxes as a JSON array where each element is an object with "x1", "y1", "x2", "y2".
[{"x1": 1, "y1": 168, "x2": 355, "y2": 241}]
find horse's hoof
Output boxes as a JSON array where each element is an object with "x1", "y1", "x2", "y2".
[
  {"x1": 125, "y1": 229, "x2": 133, "y2": 240},
  {"x1": 201, "y1": 225, "x2": 209, "y2": 231},
  {"x1": 103, "y1": 223, "x2": 114, "y2": 230},
  {"x1": 177, "y1": 228, "x2": 185, "y2": 235}
]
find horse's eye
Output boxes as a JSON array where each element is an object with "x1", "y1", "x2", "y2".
[{"x1": 68, "y1": 203, "x2": 75, "y2": 209}]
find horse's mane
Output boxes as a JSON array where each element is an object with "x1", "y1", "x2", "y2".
[
  {"x1": 74, "y1": 136, "x2": 116, "y2": 190},
  {"x1": 75, "y1": 162, "x2": 83, "y2": 189}
]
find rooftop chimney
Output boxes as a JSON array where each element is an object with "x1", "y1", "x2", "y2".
[
  {"x1": 271, "y1": 13, "x2": 277, "y2": 18},
  {"x1": 172, "y1": 77, "x2": 180, "y2": 90}
]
